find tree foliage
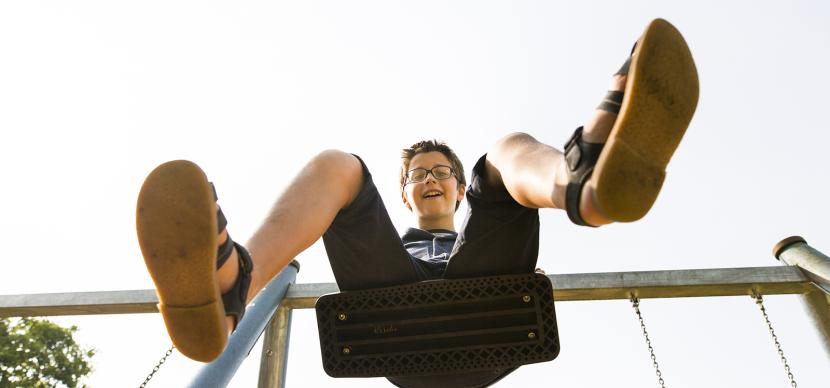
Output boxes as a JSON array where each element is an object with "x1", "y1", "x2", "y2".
[{"x1": 0, "y1": 318, "x2": 95, "y2": 387}]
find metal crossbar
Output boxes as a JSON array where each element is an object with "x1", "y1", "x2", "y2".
[
  {"x1": 1, "y1": 237, "x2": 828, "y2": 388},
  {"x1": 0, "y1": 266, "x2": 811, "y2": 318}
]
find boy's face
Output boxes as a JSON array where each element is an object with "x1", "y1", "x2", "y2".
[{"x1": 401, "y1": 151, "x2": 465, "y2": 224}]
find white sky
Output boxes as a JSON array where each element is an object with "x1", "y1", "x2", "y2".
[{"x1": 1, "y1": 1, "x2": 828, "y2": 387}]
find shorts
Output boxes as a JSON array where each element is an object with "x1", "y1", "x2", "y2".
[
  {"x1": 321, "y1": 154, "x2": 541, "y2": 388},
  {"x1": 322, "y1": 154, "x2": 540, "y2": 290}
]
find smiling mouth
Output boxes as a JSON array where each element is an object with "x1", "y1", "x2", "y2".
[{"x1": 422, "y1": 191, "x2": 443, "y2": 199}]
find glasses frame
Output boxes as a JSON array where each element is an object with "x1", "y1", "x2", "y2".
[{"x1": 405, "y1": 165, "x2": 456, "y2": 185}]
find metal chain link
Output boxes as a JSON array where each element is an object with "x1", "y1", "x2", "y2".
[
  {"x1": 630, "y1": 296, "x2": 667, "y2": 388},
  {"x1": 752, "y1": 293, "x2": 797, "y2": 388},
  {"x1": 140, "y1": 345, "x2": 175, "y2": 388}
]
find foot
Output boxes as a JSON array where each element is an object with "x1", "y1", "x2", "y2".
[
  {"x1": 555, "y1": 73, "x2": 628, "y2": 226},
  {"x1": 137, "y1": 160, "x2": 228, "y2": 362},
  {"x1": 577, "y1": 74, "x2": 628, "y2": 226},
  {"x1": 561, "y1": 18, "x2": 699, "y2": 226},
  {"x1": 137, "y1": 160, "x2": 254, "y2": 362}
]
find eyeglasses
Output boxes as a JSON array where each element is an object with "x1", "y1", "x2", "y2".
[{"x1": 405, "y1": 165, "x2": 456, "y2": 184}]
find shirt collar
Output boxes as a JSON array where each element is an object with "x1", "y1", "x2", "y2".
[{"x1": 402, "y1": 227, "x2": 457, "y2": 242}]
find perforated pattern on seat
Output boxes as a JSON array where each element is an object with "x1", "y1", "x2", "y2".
[{"x1": 315, "y1": 273, "x2": 559, "y2": 377}]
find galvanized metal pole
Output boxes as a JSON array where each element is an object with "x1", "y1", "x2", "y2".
[
  {"x1": 774, "y1": 236, "x2": 830, "y2": 358},
  {"x1": 188, "y1": 261, "x2": 299, "y2": 388},
  {"x1": 257, "y1": 305, "x2": 293, "y2": 388},
  {"x1": 0, "y1": 266, "x2": 809, "y2": 317},
  {"x1": 775, "y1": 236, "x2": 830, "y2": 294}
]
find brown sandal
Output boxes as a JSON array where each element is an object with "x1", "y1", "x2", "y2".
[
  {"x1": 564, "y1": 18, "x2": 699, "y2": 225},
  {"x1": 136, "y1": 160, "x2": 253, "y2": 362}
]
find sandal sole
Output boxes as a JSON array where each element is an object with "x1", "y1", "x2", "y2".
[
  {"x1": 592, "y1": 18, "x2": 699, "y2": 222},
  {"x1": 136, "y1": 160, "x2": 227, "y2": 362}
]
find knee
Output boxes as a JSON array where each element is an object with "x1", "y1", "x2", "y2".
[
  {"x1": 307, "y1": 149, "x2": 363, "y2": 187},
  {"x1": 309, "y1": 149, "x2": 360, "y2": 174},
  {"x1": 491, "y1": 132, "x2": 536, "y2": 161}
]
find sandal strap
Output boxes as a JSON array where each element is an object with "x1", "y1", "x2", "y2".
[
  {"x1": 207, "y1": 181, "x2": 252, "y2": 328},
  {"x1": 615, "y1": 56, "x2": 631, "y2": 76},
  {"x1": 597, "y1": 90, "x2": 624, "y2": 114},
  {"x1": 221, "y1": 242, "x2": 254, "y2": 329},
  {"x1": 209, "y1": 182, "x2": 228, "y2": 233},
  {"x1": 563, "y1": 126, "x2": 604, "y2": 227},
  {"x1": 603, "y1": 43, "x2": 636, "y2": 113},
  {"x1": 210, "y1": 181, "x2": 235, "y2": 269},
  {"x1": 216, "y1": 207, "x2": 228, "y2": 235},
  {"x1": 615, "y1": 42, "x2": 637, "y2": 76},
  {"x1": 604, "y1": 44, "x2": 633, "y2": 114},
  {"x1": 216, "y1": 236, "x2": 235, "y2": 270}
]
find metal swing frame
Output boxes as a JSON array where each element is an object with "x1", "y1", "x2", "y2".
[{"x1": 1, "y1": 237, "x2": 828, "y2": 387}]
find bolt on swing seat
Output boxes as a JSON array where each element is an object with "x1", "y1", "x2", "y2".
[{"x1": 315, "y1": 273, "x2": 560, "y2": 378}]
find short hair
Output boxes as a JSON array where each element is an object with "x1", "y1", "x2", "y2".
[{"x1": 400, "y1": 140, "x2": 466, "y2": 209}]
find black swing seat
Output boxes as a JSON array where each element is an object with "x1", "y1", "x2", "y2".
[{"x1": 315, "y1": 273, "x2": 560, "y2": 378}]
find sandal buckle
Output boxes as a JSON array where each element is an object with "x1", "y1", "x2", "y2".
[{"x1": 563, "y1": 127, "x2": 585, "y2": 171}]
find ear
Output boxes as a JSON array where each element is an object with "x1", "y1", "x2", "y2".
[
  {"x1": 456, "y1": 183, "x2": 466, "y2": 202},
  {"x1": 453, "y1": 183, "x2": 466, "y2": 211},
  {"x1": 401, "y1": 191, "x2": 412, "y2": 211}
]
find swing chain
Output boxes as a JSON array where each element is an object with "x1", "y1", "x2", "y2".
[
  {"x1": 752, "y1": 292, "x2": 797, "y2": 388},
  {"x1": 630, "y1": 296, "x2": 667, "y2": 388},
  {"x1": 139, "y1": 345, "x2": 175, "y2": 388}
]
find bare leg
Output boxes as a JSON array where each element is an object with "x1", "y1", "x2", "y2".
[
  {"x1": 216, "y1": 150, "x2": 364, "y2": 330},
  {"x1": 485, "y1": 74, "x2": 627, "y2": 226}
]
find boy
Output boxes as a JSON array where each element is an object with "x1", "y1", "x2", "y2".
[{"x1": 137, "y1": 18, "x2": 698, "y2": 387}]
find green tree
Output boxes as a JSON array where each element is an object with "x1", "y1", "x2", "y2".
[{"x1": 0, "y1": 318, "x2": 94, "y2": 388}]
